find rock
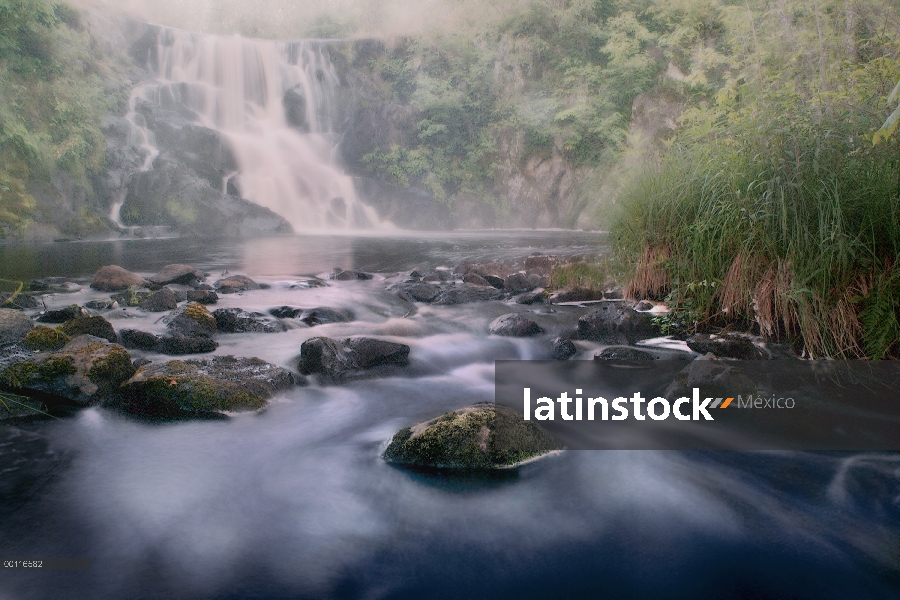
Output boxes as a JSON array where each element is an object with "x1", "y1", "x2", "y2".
[
  {"x1": 551, "y1": 338, "x2": 577, "y2": 360},
  {"x1": 58, "y1": 316, "x2": 117, "y2": 343},
  {"x1": 110, "y1": 290, "x2": 153, "y2": 307},
  {"x1": 0, "y1": 293, "x2": 40, "y2": 310},
  {"x1": 157, "y1": 336, "x2": 218, "y2": 355},
  {"x1": 90, "y1": 265, "x2": 149, "y2": 292},
  {"x1": 432, "y1": 286, "x2": 504, "y2": 305},
  {"x1": 524, "y1": 255, "x2": 558, "y2": 274},
  {"x1": 23, "y1": 327, "x2": 71, "y2": 352},
  {"x1": 463, "y1": 273, "x2": 492, "y2": 287},
  {"x1": 636, "y1": 300, "x2": 654, "y2": 311},
  {"x1": 331, "y1": 269, "x2": 373, "y2": 281},
  {"x1": 84, "y1": 299, "x2": 119, "y2": 311},
  {"x1": 504, "y1": 273, "x2": 532, "y2": 294},
  {"x1": 686, "y1": 333, "x2": 767, "y2": 360},
  {"x1": 422, "y1": 271, "x2": 451, "y2": 283},
  {"x1": 576, "y1": 302, "x2": 657, "y2": 345},
  {"x1": 298, "y1": 336, "x2": 410, "y2": 381},
  {"x1": 36, "y1": 305, "x2": 87, "y2": 324},
  {"x1": 120, "y1": 329, "x2": 160, "y2": 352},
  {"x1": 0, "y1": 309, "x2": 34, "y2": 346},
  {"x1": 603, "y1": 287, "x2": 625, "y2": 300},
  {"x1": 298, "y1": 307, "x2": 354, "y2": 326},
  {"x1": 215, "y1": 274, "x2": 260, "y2": 293},
  {"x1": 186, "y1": 290, "x2": 218, "y2": 305},
  {"x1": 212, "y1": 308, "x2": 286, "y2": 333},
  {"x1": 120, "y1": 355, "x2": 298, "y2": 419},
  {"x1": 382, "y1": 403, "x2": 563, "y2": 469},
  {"x1": 269, "y1": 306, "x2": 302, "y2": 319},
  {"x1": 489, "y1": 314, "x2": 543, "y2": 337},
  {"x1": 0, "y1": 335, "x2": 135, "y2": 406},
  {"x1": 398, "y1": 283, "x2": 441, "y2": 303},
  {"x1": 138, "y1": 288, "x2": 178, "y2": 312},
  {"x1": 550, "y1": 287, "x2": 604, "y2": 303},
  {"x1": 664, "y1": 354, "x2": 757, "y2": 400},
  {"x1": 148, "y1": 264, "x2": 206, "y2": 286},
  {"x1": 516, "y1": 292, "x2": 544, "y2": 305},
  {"x1": 166, "y1": 303, "x2": 217, "y2": 338},
  {"x1": 594, "y1": 346, "x2": 656, "y2": 361}
]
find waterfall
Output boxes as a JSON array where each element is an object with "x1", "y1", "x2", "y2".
[{"x1": 120, "y1": 27, "x2": 382, "y2": 231}]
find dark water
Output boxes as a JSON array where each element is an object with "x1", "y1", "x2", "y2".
[{"x1": 0, "y1": 232, "x2": 898, "y2": 600}]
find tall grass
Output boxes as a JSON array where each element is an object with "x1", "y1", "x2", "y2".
[{"x1": 611, "y1": 117, "x2": 900, "y2": 358}]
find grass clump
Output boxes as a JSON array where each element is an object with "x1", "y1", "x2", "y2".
[{"x1": 548, "y1": 261, "x2": 612, "y2": 292}]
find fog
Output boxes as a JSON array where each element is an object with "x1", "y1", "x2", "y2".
[{"x1": 73, "y1": 0, "x2": 530, "y2": 39}]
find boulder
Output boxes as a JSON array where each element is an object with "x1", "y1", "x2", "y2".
[
  {"x1": 489, "y1": 314, "x2": 543, "y2": 337},
  {"x1": 331, "y1": 269, "x2": 373, "y2": 281},
  {"x1": 516, "y1": 292, "x2": 544, "y2": 305},
  {"x1": 120, "y1": 355, "x2": 299, "y2": 419},
  {"x1": 298, "y1": 307, "x2": 354, "y2": 326},
  {"x1": 23, "y1": 327, "x2": 71, "y2": 352},
  {"x1": 0, "y1": 293, "x2": 40, "y2": 310},
  {"x1": 550, "y1": 287, "x2": 604, "y2": 303},
  {"x1": 463, "y1": 273, "x2": 492, "y2": 287},
  {"x1": 551, "y1": 338, "x2": 577, "y2": 360},
  {"x1": 504, "y1": 273, "x2": 533, "y2": 294},
  {"x1": 422, "y1": 271, "x2": 451, "y2": 283},
  {"x1": 664, "y1": 354, "x2": 757, "y2": 400},
  {"x1": 382, "y1": 403, "x2": 563, "y2": 469},
  {"x1": 212, "y1": 308, "x2": 286, "y2": 333},
  {"x1": 90, "y1": 265, "x2": 149, "y2": 292},
  {"x1": 0, "y1": 309, "x2": 35, "y2": 345},
  {"x1": 186, "y1": 290, "x2": 218, "y2": 305},
  {"x1": 594, "y1": 346, "x2": 656, "y2": 361},
  {"x1": 157, "y1": 336, "x2": 218, "y2": 355},
  {"x1": 36, "y1": 305, "x2": 87, "y2": 324},
  {"x1": 432, "y1": 286, "x2": 504, "y2": 305},
  {"x1": 397, "y1": 283, "x2": 441, "y2": 303},
  {"x1": 298, "y1": 336, "x2": 410, "y2": 381},
  {"x1": 686, "y1": 333, "x2": 767, "y2": 360},
  {"x1": 166, "y1": 303, "x2": 217, "y2": 338},
  {"x1": 120, "y1": 329, "x2": 160, "y2": 352},
  {"x1": 58, "y1": 316, "x2": 117, "y2": 343},
  {"x1": 148, "y1": 264, "x2": 206, "y2": 286},
  {"x1": 215, "y1": 274, "x2": 261, "y2": 293},
  {"x1": 138, "y1": 288, "x2": 178, "y2": 312},
  {"x1": 0, "y1": 335, "x2": 135, "y2": 406},
  {"x1": 575, "y1": 302, "x2": 657, "y2": 345}
]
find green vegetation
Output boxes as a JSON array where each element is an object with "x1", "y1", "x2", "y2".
[
  {"x1": 610, "y1": 0, "x2": 900, "y2": 358},
  {"x1": 23, "y1": 325, "x2": 71, "y2": 351},
  {"x1": 0, "y1": 0, "x2": 127, "y2": 238}
]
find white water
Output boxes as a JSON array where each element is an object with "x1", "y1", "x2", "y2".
[{"x1": 116, "y1": 27, "x2": 383, "y2": 231}]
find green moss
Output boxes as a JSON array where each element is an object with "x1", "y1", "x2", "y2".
[
  {"x1": 1, "y1": 355, "x2": 76, "y2": 388},
  {"x1": 183, "y1": 302, "x2": 216, "y2": 329},
  {"x1": 135, "y1": 374, "x2": 264, "y2": 413},
  {"x1": 87, "y1": 346, "x2": 135, "y2": 386},
  {"x1": 23, "y1": 326, "x2": 71, "y2": 351}
]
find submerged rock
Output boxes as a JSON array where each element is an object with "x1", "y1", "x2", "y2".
[
  {"x1": 594, "y1": 346, "x2": 657, "y2": 361},
  {"x1": 298, "y1": 307, "x2": 354, "y2": 326},
  {"x1": 139, "y1": 288, "x2": 178, "y2": 312},
  {"x1": 36, "y1": 304, "x2": 87, "y2": 324},
  {"x1": 0, "y1": 335, "x2": 135, "y2": 406},
  {"x1": 58, "y1": 316, "x2": 117, "y2": 343},
  {"x1": 383, "y1": 403, "x2": 563, "y2": 469},
  {"x1": 0, "y1": 309, "x2": 35, "y2": 346},
  {"x1": 432, "y1": 285, "x2": 504, "y2": 305},
  {"x1": 686, "y1": 333, "x2": 767, "y2": 360},
  {"x1": 212, "y1": 308, "x2": 286, "y2": 333},
  {"x1": 90, "y1": 265, "x2": 149, "y2": 292},
  {"x1": 551, "y1": 337, "x2": 577, "y2": 360},
  {"x1": 215, "y1": 275, "x2": 260, "y2": 293},
  {"x1": 489, "y1": 313, "x2": 543, "y2": 337},
  {"x1": 84, "y1": 299, "x2": 119, "y2": 311},
  {"x1": 331, "y1": 269, "x2": 374, "y2": 281},
  {"x1": 298, "y1": 336, "x2": 410, "y2": 381},
  {"x1": 148, "y1": 264, "x2": 206, "y2": 286},
  {"x1": 120, "y1": 355, "x2": 299, "y2": 419},
  {"x1": 166, "y1": 303, "x2": 217, "y2": 338},
  {"x1": 575, "y1": 301, "x2": 657, "y2": 345}
]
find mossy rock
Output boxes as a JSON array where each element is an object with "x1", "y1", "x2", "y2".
[
  {"x1": 58, "y1": 316, "x2": 117, "y2": 343},
  {"x1": 23, "y1": 326, "x2": 72, "y2": 351},
  {"x1": 120, "y1": 355, "x2": 299, "y2": 419},
  {"x1": 0, "y1": 335, "x2": 135, "y2": 406},
  {"x1": 383, "y1": 403, "x2": 563, "y2": 469},
  {"x1": 166, "y1": 302, "x2": 217, "y2": 338}
]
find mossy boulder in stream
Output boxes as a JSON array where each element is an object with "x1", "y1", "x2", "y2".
[
  {"x1": 383, "y1": 403, "x2": 563, "y2": 469},
  {"x1": 1, "y1": 335, "x2": 136, "y2": 406},
  {"x1": 23, "y1": 326, "x2": 72, "y2": 352},
  {"x1": 120, "y1": 355, "x2": 300, "y2": 419}
]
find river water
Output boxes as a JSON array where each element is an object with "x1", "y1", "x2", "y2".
[{"x1": 0, "y1": 232, "x2": 898, "y2": 599}]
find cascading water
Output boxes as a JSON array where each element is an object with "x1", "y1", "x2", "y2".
[{"x1": 119, "y1": 26, "x2": 382, "y2": 231}]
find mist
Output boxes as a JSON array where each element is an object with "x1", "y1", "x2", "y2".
[{"x1": 72, "y1": 0, "x2": 529, "y2": 39}]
